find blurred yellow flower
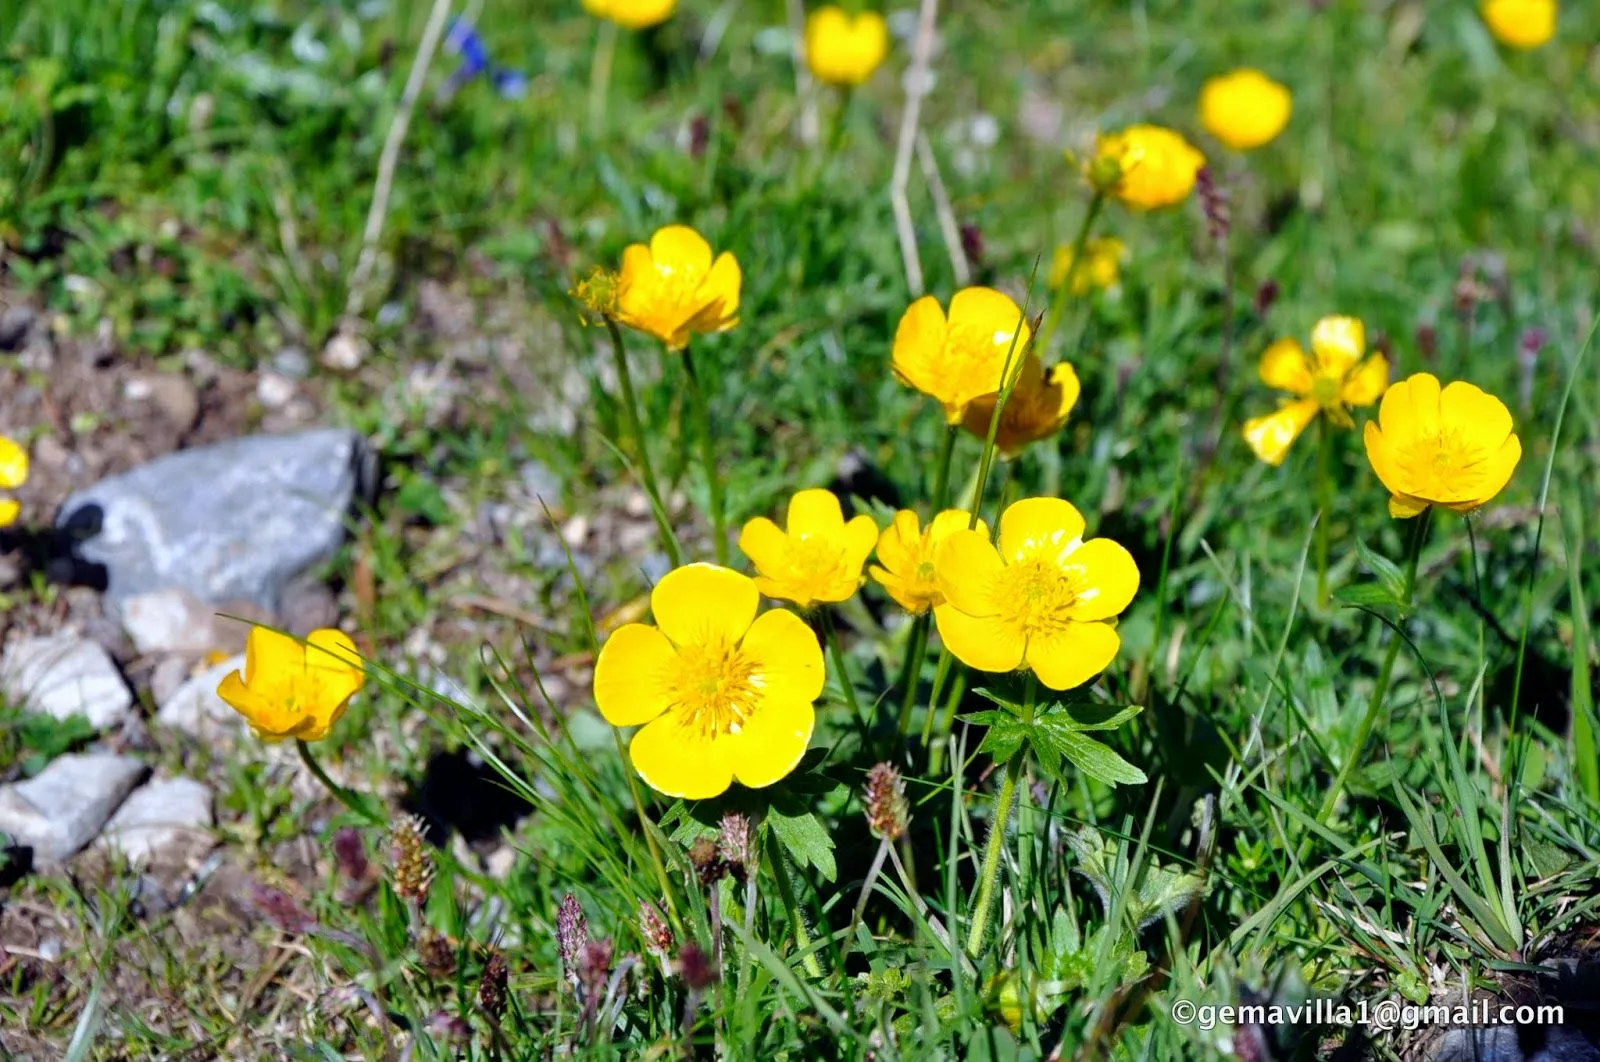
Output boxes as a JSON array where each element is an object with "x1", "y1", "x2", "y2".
[
  {"x1": 217, "y1": 627, "x2": 365, "y2": 742},
  {"x1": 583, "y1": 0, "x2": 676, "y2": 31},
  {"x1": 892, "y1": 286, "x2": 1033, "y2": 424},
  {"x1": 934, "y1": 497, "x2": 1138, "y2": 691},
  {"x1": 1364, "y1": 373, "x2": 1522, "y2": 519},
  {"x1": 593, "y1": 564, "x2": 821, "y2": 799},
  {"x1": 1241, "y1": 316, "x2": 1389, "y2": 466},
  {"x1": 1091, "y1": 125, "x2": 1206, "y2": 211},
  {"x1": 739, "y1": 488, "x2": 878, "y2": 608},
  {"x1": 805, "y1": 6, "x2": 889, "y2": 87},
  {"x1": 1048, "y1": 237, "x2": 1125, "y2": 294},
  {"x1": 0, "y1": 435, "x2": 28, "y2": 528},
  {"x1": 1199, "y1": 69, "x2": 1293, "y2": 150},
  {"x1": 614, "y1": 225, "x2": 741, "y2": 350},
  {"x1": 960, "y1": 356, "x2": 1081, "y2": 456},
  {"x1": 870, "y1": 509, "x2": 986, "y2": 614},
  {"x1": 1481, "y1": 0, "x2": 1557, "y2": 49}
]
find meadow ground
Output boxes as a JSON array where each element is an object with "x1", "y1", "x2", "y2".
[{"x1": 1, "y1": 0, "x2": 1599, "y2": 1059}]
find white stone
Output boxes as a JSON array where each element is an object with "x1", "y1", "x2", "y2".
[
  {"x1": 0, "y1": 753, "x2": 147, "y2": 862},
  {"x1": 121, "y1": 587, "x2": 222, "y2": 655},
  {"x1": 155, "y1": 655, "x2": 247, "y2": 740},
  {"x1": 256, "y1": 372, "x2": 296, "y2": 410},
  {"x1": 1, "y1": 634, "x2": 133, "y2": 730},
  {"x1": 98, "y1": 777, "x2": 214, "y2": 866},
  {"x1": 320, "y1": 332, "x2": 364, "y2": 371}
]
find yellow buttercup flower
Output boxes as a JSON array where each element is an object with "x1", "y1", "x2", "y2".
[
  {"x1": 1048, "y1": 237, "x2": 1125, "y2": 295},
  {"x1": 739, "y1": 488, "x2": 878, "y2": 608},
  {"x1": 870, "y1": 509, "x2": 987, "y2": 615},
  {"x1": 0, "y1": 435, "x2": 28, "y2": 528},
  {"x1": 891, "y1": 286, "x2": 1033, "y2": 424},
  {"x1": 1481, "y1": 0, "x2": 1557, "y2": 49},
  {"x1": 1199, "y1": 69, "x2": 1293, "y2": 150},
  {"x1": 1091, "y1": 125, "x2": 1206, "y2": 211},
  {"x1": 804, "y1": 6, "x2": 889, "y2": 87},
  {"x1": 593, "y1": 564, "x2": 822, "y2": 799},
  {"x1": 1363, "y1": 373, "x2": 1522, "y2": 519},
  {"x1": 583, "y1": 0, "x2": 675, "y2": 31},
  {"x1": 1241, "y1": 316, "x2": 1389, "y2": 467},
  {"x1": 216, "y1": 627, "x2": 366, "y2": 742},
  {"x1": 934, "y1": 497, "x2": 1139, "y2": 691},
  {"x1": 613, "y1": 225, "x2": 741, "y2": 350},
  {"x1": 960, "y1": 356, "x2": 1081, "y2": 457}
]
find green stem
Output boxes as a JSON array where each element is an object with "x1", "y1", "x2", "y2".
[
  {"x1": 296, "y1": 740, "x2": 381, "y2": 823},
  {"x1": 893, "y1": 614, "x2": 930, "y2": 747},
  {"x1": 604, "y1": 317, "x2": 682, "y2": 568},
  {"x1": 1314, "y1": 414, "x2": 1333, "y2": 610},
  {"x1": 588, "y1": 19, "x2": 617, "y2": 140},
  {"x1": 966, "y1": 742, "x2": 1028, "y2": 956},
  {"x1": 681, "y1": 344, "x2": 729, "y2": 565},
  {"x1": 926, "y1": 655, "x2": 966, "y2": 775},
  {"x1": 766, "y1": 844, "x2": 823, "y2": 978},
  {"x1": 823, "y1": 610, "x2": 864, "y2": 725},
  {"x1": 611, "y1": 730, "x2": 685, "y2": 936},
  {"x1": 931, "y1": 424, "x2": 959, "y2": 512},
  {"x1": 1034, "y1": 191, "x2": 1106, "y2": 357},
  {"x1": 1313, "y1": 507, "x2": 1432, "y2": 828}
]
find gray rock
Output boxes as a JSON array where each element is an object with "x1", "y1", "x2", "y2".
[
  {"x1": 0, "y1": 753, "x2": 148, "y2": 862},
  {"x1": 519, "y1": 460, "x2": 563, "y2": 508},
  {"x1": 1434, "y1": 1025, "x2": 1600, "y2": 1062},
  {"x1": 155, "y1": 655, "x2": 247, "y2": 741},
  {"x1": 55, "y1": 429, "x2": 375, "y2": 615},
  {"x1": 97, "y1": 776, "x2": 214, "y2": 867},
  {"x1": 256, "y1": 372, "x2": 297, "y2": 410},
  {"x1": 0, "y1": 634, "x2": 134, "y2": 730},
  {"x1": 121, "y1": 587, "x2": 224, "y2": 655},
  {"x1": 148, "y1": 656, "x2": 193, "y2": 709},
  {"x1": 273, "y1": 345, "x2": 312, "y2": 380},
  {"x1": 0, "y1": 304, "x2": 36, "y2": 351}
]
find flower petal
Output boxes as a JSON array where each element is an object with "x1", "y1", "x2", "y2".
[
  {"x1": 696, "y1": 251, "x2": 742, "y2": 324},
  {"x1": 1062, "y1": 539, "x2": 1140, "y2": 621},
  {"x1": 928, "y1": 509, "x2": 986, "y2": 541},
  {"x1": 738, "y1": 517, "x2": 790, "y2": 576},
  {"x1": 0, "y1": 436, "x2": 28, "y2": 490},
  {"x1": 730, "y1": 695, "x2": 815, "y2": 789},
  {"x1": 890, "y1": 296, "x2": 949, "y2": 399},
  {"x1": 629, "y1": 715, "x2": 736, "y2": 799},
  {"x1": 874, "y1": 510, "x2": 922, "y2": 573},
  {"x1": 1470, "y1": 432, "x2": 1522, "y2": 509},
  {"x1": 1310, "y1": 316, "x2": 1365, "y2": 376},
  {"x1": 740, "y1": 608, "x2": 825, "y2": 704},
  {"x1": 594, "y1": 623, "x2": 676, "y2": 726},
  {"x1": 948, "y1": 286, "x2": 1031, "y2": 358},
  {"x1": 1388, "y1": 494, "x2": 1430, "y2": 519},
  {"x1": 651, "y1": 563, "x2": 758, "y2": 647},
  {"x1": 786, "y1": 488, "x2": 846, "y2": 536},
  {"x1": 933, "y1": 605, "x2": 1026, "y2": 673},
  {"x1": 1440, "y1": 380, "x2": 1513, "y2": 449},
  {"x1": 1258, "y1": 338, "x2": 1313, "y2": 395},
  {"x1": 842, "y1": 513, "x2": 880, "y2": 572},
  {"x1": 217, "y1": 670, "x2": 308, "y2": 740},
  {"x1": 1026, "y1": 622, "x2": 1121, "y2": 691},
  {"x1": 1341, "y1": 355, "x2": 1389, "y2": 407},
  {"x1": 1378, "y1": 372, "x2": 1441, "y2": 442},
  {"x1": 242, "y1": 626, "x2": 305, "y2": 699},
  {"x1": 0, "y1": 500, "x2": 19, "y2": 527},
  {"x1": 998, "y1": 497, "x2": 1085, "y2": 565},
  {"x1": 648, "y1": 225, "x2": 714, "y2": 279},
  {"x1": 1242, "y1": 398, "x2": 1319, "y2": 466},
  {"x1": 935, "y1": 529, "x2": 1005, "y2": 616},
  {"x1": 1363, "y1": 421, "x2": 1402, "y2": 496}
]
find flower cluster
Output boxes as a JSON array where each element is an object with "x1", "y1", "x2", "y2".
[
  {"x1": 216, "y1": 627, "x2": 366, "y2": 742},
  {"x1": 0, "y1": 434, "x2": 26, "y2": 528},
  {"x1": 804, "y1": 6, "x2": 890, "y2": 88}
]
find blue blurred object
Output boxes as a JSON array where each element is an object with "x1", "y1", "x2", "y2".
[{"x1": 442, "y1": 19, "x2": 527, "y2": 101}]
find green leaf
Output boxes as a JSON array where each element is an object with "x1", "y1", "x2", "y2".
[
  {"x1": 1355, "y1": 537, "x2": 1406, "y2": 596},
  {"x1": 971, "y1": 688, "x2": 1023, "y2": 714},
  {"x1": 1334, "y1": 582, "x2": 1403, "y2": 608},
  {"x1": 1039, "y1": 702, "x2": 1143, "y2": 733},
  {"x1": 968, "y1": 712, "x2": 1030, "y2": 762},
  {"x1": 766, "y1": 805, "x2": 837, "y2": 883},
  {"x1": 1047, "y1": 731, "x2": 1147, "y2": 787}
]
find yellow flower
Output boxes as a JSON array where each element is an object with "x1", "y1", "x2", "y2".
[
  {"x1": 870, "y1": 509, "x2": 987, "y2": 614},
  {"x1": 804, "y1": 6, "x2": 889, "y2": 87},
  {"x1": 614, "y1": 225, "x2": 741, "y2": 350},
  {"x1": 216, "y1": 627, "x2": 366, "y2": 742},
  {"x1": 1199, "y1": 69, "x2": 1293, "y2": 151},
  {"x1": 891, "y1": 286, "x2": 1033, "y2": 424},
  {"x1": 1048, "y1": 237, "x2": 1125, "y2": 294},
  {"x1": 1091, "y1": 125, "x2": 1206, "y2": 211},
  {"x1": 960, "y1": 356, "x2": 1081, "y2": 457},
  {"x1": 0, "y1": 434, "x2": 28, "y2": 528},
  {"x1": 593, "y1": 564, "x2": 822, "y2": 799},
  {"x1": 1481, "y1": 0, "x2": 1557, "y2": 49},
  {"x1": 739, "y1": 488, "x2": 878, "y2": 607},
  {"x1": 1363, "y1": 373, "x2": 1522, "y2": 519},
  {"x1": 583, "y1": 0, "x2": 676, "y2": 30},
  {"x1": 934, "y1": 497, "x2": 1139, "y2": 691},
  {"x1": 1241, "y1": 316, "x2": 1389, "y2": 467}
]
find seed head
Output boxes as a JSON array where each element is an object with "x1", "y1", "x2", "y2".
[
  {"x1": 717, "y1": 812, "x2": 755, "y2": 882},
  {"x1": 1416, "y1": 323, "x2": 1439, "y2": 360},
  {"x1": 579, "y1": 937, "x2": 614, "y2": 999},
  {"x1": 557, "y1": 893, "x2": 589, "y2": 981},
  {"x1": 249, "y1": 882, "x2": 316, "y2": 934},
  {"x1": 1254, "y1": 279, "x2": 1280, "y2": 318},
  {"x1": 1195, "y1": 166, "x2": 1230, "y2": 247},
  {"x1": 416, "y1": 928, "x2": 457, "y2": 980},
  {"x1": 570, "y1": 267, "x2": 619, "y2": 325},
  {"x1": 332, "y1": 827, "x2": 370, "y2": 884},
  {"x1": 390, "y1": 815, "x2": 435, "y2": 909},
  {"x1": 676, "y1": 941, "x2": 718, "y2": 991},
  {"x1": 638, "y1": 901, "x2": 675, "y2": 958},
  {"x1": 478, "y1": 950, "x2": 509, "y2": 1017},
  {"x1": 864, "y1": 763, "x2": 909, "y2": 842},
  {"x1": 688, "y1": 836, "x2": 730, "y2": 887}
]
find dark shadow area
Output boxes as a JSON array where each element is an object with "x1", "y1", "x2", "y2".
[
  {"x1": 401, "y1": 748, "x2": 533, "y2": 848},
  {"x1": 0, "y1": 844, "x2": 35, "y2": 889},
  {"x1": 0, "y1": 502, "x2": 109, "y2": 591}
]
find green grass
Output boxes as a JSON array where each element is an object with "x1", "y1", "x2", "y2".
[{"x1": 2, "y1": 0, "x2": 1599, "y2": 1058}]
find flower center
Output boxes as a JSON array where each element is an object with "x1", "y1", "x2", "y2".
[
  {"x1": 668, "y1": 639, "x2": 759, "y2": 740},
  {"x1": 996, "y1": 558, "x2": 1079, "y2": 635},
  {"x1": 1396, "y1": 429, "x2": 1484, "y2": 494},
  {"x1": 1310, "y1": 374, "x2": 1342, "y2": 408},
  {"x1": 915, "y1": 560, "x2": 937, "y2": 584}
]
